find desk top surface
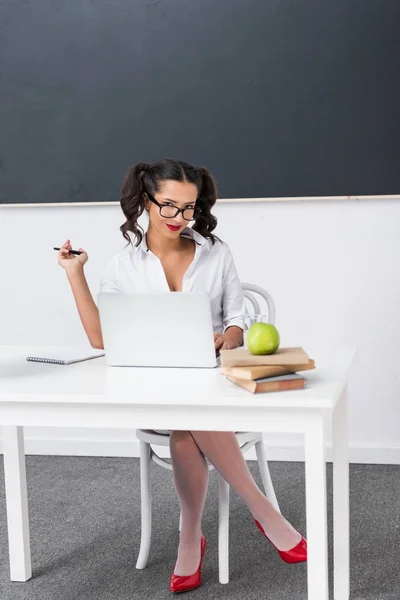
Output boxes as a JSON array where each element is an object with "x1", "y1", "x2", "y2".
[{"x1": 0, "y1": 346, "x2": 357, "y2": 410}]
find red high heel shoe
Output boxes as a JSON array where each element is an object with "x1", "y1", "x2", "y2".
[
  {"x1": 255, "y1": 520, "x2": 307, "y2": 563},
  {"x1": 170, "y1": 535, "x2": 207, "y2": 593}
]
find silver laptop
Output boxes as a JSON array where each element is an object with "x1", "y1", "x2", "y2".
[{"x1": 97, "y1": 292, "x2": 219, "y2": 368}]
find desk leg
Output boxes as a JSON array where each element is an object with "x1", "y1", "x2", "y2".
[
  {"x1": 2, "y1": 426, "x2": 32, "y2": 581},
  {"x1": 333, "y1": 385, "x2": 350, "y2": 600},
  {"x1": 305, "y1": 415, "x2": 328, "y2": 600}
]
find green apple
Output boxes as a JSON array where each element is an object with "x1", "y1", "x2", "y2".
[{"x1": 247, "y1": 323, "x2": 280, "y2": 355}]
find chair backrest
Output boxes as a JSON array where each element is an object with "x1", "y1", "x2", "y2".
[{"x1": 241, "y1": 283, "x2": 276, "y2": 325}]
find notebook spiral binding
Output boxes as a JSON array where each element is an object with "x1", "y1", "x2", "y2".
[{"x1": 26, "y1": 357, "x2": 64, "y2": 364}]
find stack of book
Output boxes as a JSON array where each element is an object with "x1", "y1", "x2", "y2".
[{"x1": 220, "y1": 347, "x2": 315, "y2": 394}]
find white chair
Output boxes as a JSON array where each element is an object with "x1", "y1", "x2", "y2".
[{"x1": 135, "y1": 283, "x2": 280, "y2": 584}]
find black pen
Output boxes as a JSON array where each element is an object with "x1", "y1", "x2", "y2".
[{"x1": 53, "y1": 247, "x2": 82, "y2": 255}]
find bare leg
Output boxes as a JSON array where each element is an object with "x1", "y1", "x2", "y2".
[
  {"x1": 190, "y1": 431, "x2": 301, "y2": 551},
  {"x1": 169, "y1": 430, "x2": 209, "y2": 576}
]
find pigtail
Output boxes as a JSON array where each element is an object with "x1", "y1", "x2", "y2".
[
  {"x1": 192, "y1": 167, "x2": 219, "y2": 244},
  {"x1": 120, "y1": 163, "x2": 151, "y2": 246}
]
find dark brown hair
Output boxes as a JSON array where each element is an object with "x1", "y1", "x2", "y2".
[{"x1": 120, "y1": 158, "x2": 219, "y2": 246}]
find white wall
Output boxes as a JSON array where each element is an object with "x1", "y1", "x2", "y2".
[{"x1": 1, "y1": 198, "x2": 400, "y2": 463}]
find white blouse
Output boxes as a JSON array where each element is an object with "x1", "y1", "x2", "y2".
[{"x1": 99, "y1": 227, "x2": 246, "y2": 333}]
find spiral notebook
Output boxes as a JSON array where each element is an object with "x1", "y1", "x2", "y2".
[{"x1": 26, "y1": 347, "x2": 105, "y2": 365}]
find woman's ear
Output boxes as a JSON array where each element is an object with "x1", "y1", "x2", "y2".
[{"x1": 143, "y1": 192, "x2": 150, "y2": 211}]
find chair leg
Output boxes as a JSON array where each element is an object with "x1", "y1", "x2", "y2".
[
  {"x1": 136, "y1": 441, "x2": 152, "y2": 569},
  {"x1": 218, "y1": 475, "x2": 230, "y2": 584},
  {"x1": 255, "y1": 439, "x2": 281, "y2": 513}
]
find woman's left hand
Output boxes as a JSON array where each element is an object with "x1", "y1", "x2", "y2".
[{"x1": 214, "y1": 332, "x2": 237, "y2": 351}]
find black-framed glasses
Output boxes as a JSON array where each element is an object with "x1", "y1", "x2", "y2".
[{"x1": 146, "y1": 192, "x2": 199, "y2": 222}]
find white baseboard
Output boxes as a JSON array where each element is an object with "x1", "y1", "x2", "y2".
[{"x1": 1, "y1": 436, "x2": 400, "y2": 465}]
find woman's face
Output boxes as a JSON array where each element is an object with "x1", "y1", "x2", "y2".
[{"x1": 145, "y1": 179, "x2": 198, "y2": 240}]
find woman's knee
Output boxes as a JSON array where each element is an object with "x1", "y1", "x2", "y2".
[{"x1": 170, "y1": 430, "x2": 195, "y2": 453}]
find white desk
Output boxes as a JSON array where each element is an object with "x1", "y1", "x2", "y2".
[{"x1": 0, "y1": 345, "x2": 356, "y2": 600}]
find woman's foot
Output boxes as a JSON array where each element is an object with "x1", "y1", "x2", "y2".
[
  {"x1": 170, "y1": 535, "x2": 206, "y2": 593},
  {"x1": 254, "y1": 519, "x2": 307, "y2": 563},
  {"x1": 253, "y1": 512, "x2": 302, "y2": 552},
  {"x1": 173, "y1": 532, "x2": 203, "y2": 576}
]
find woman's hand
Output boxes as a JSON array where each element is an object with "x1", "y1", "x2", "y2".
[
  {"x1": 214, "y1": 332, "x2": 237, "y2": 351},
  {"x1": 57, "y1": 239, "x2": 88, "y2": 273},
  {"x1": 214, "y1": 326, "x2": 244, "y2": 351}
]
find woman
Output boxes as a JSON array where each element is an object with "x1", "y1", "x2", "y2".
[{"x1": 58, "y1": 158, "x2": 306, "y2": 593}]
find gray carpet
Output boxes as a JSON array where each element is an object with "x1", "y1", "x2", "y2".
[{"x1": 0, "y1": 457, "x2": 399, "y2": 600}]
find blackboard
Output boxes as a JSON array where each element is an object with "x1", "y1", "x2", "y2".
[{"x1": 1, "y1": 0, "x2": 399, "y2": 205}]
